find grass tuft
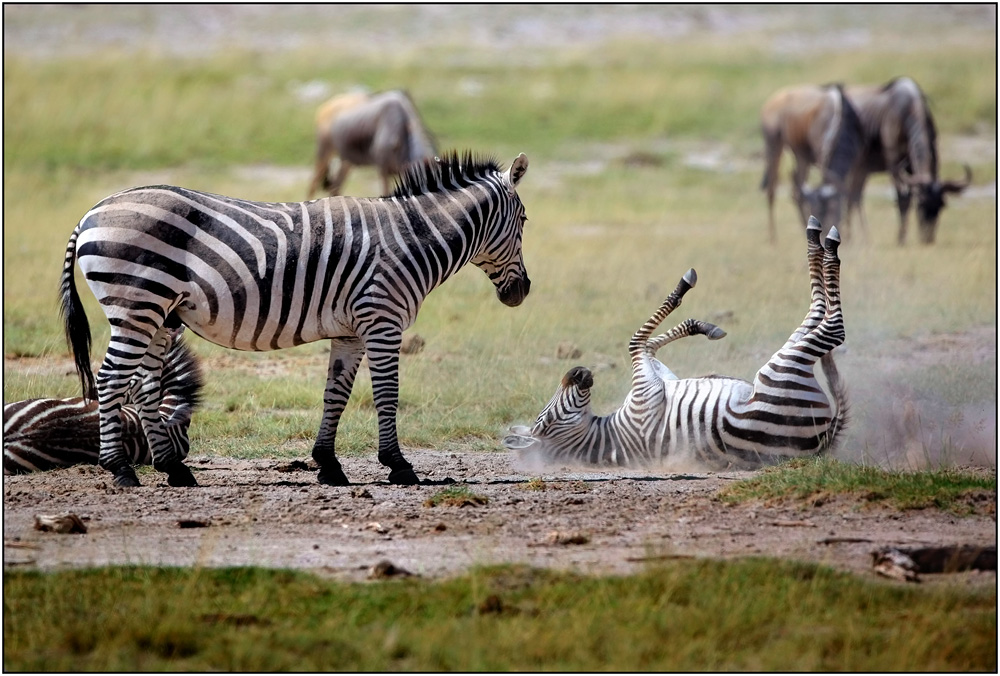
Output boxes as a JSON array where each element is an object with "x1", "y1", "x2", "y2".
[
  {"x1": 719, "y1": 457, "x2": 996, "y2": 514},
  {"x1": 423, "y1": 485, "x2": 489, "y2": 508}
]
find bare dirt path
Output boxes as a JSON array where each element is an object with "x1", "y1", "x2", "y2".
[{"x1": 4, "y1": 451, "x2": 995, "y2": 585}]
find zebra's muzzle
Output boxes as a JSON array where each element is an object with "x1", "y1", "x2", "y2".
[{"x1": 496, "y1": 276, "x2": 530, "y2": 307}]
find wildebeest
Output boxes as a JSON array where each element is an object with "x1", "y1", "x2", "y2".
[
  {"x1": 842, "y1": 77, "x2": 971, "y2": 245},
  {"x1": 760, "y1": 83, "x2": 863, "y2": 242},
  {"x1": 762, "y1": 77, "x2": 972, "y2": 245},
  {"x1": 306, "y1": 89, "x2": 437, "y2": 199}
]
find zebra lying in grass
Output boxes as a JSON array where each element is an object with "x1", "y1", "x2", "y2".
[
  {"x1": 4, "y1": 332, "x2": 202, "y2": 475},
  {"x1": 504, "y1": 216, "x2": 848, "y2": 470}
]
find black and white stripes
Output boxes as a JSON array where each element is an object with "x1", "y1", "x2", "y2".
[
  {"x1": 60, "y1": 151, "x2": 531, "y2": 487},
  {"x1": 504, "y1": 216, "x2": 847, "y2": 470},
  {"x1": 4, "y1": 335, "x2": 202, "y2": 474}
]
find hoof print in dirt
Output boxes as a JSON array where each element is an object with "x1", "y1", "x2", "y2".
[
  {"x1": 276, "y1": 459, "x2": 314, "y2": 473},
  {"x1": 367, "y1": 559, "x2": 414, "y2": 580},
  {"x1": 177, "y1": 519, "x2": 210, "y2": 529}
]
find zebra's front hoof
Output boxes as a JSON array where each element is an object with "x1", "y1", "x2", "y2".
[
  {"x1": 318, "y1": 465, "x2": 350, "y2": 486},
  {"x1": 388, "y1": 466, "x2": 419, "y2": 486},
  {"x1": 113, "y1": 470, "x2": 141, "y2": 488},
  {"x1": 166, "y1": 465, "x2": 198, "y2": 487}
]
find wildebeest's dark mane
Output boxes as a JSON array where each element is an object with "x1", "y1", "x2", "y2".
[{"x1": 391, "y1": 151, "x2": 502, "y2": 199}]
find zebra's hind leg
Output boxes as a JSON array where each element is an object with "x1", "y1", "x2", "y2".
[
  {"x1": 313, "y1": 338, "x2": 365, "y2": 485},
  {"x1": 136, "y1": 327, "x2": 197, "y2": 487},
  {"x1": 628, "y1": 269, "x2": 698, "y2": 365},
  {"x1": 645, "y1": 318, "x2": 727, "y2": 356},
  {"x1": 96, "y1": 354, "x2": 146, "y2": 487},
  {"x1": 781, "y1": 216, "x2": 828, "y2": 350}
]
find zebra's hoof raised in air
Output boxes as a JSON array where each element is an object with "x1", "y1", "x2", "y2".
[
  {"x1": 388, "y1": 466, "x2": 420, "y2": 486},
  {"x1": 317, "y1": 464, "x2": 350, "y2": 486}
]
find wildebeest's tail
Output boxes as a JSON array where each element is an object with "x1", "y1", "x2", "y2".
[
  {"x1": 819, "y1": 351, "x2": 849, "y2": 452},
  {"x1": 59, "y1": 225, "x2": 97, "y2": 401}
]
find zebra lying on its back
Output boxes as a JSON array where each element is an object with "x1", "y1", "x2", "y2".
[
  {"x1": 4, "y1": 332, "x2": 202, "y2": 475},
  {"x1": 504, "y1": 216, "x2": 848, "y2": 470}
]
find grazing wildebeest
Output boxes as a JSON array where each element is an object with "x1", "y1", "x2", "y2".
[
  {"x1": 760, "y1": 83, "x2": 863, "y2": 243},
  {"x1": 306, "y1": 90, "x2": 436, "y2": 199},
  {"x1": 842, "y1": 77, "x2": 972, "y2": 245}
]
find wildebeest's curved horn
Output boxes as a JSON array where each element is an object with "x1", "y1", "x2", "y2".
[{"x1": 941, "y1": 164, "x2": 972, "y2": 193}]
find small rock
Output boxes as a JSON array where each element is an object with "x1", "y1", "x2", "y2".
[
  {"x1": 34, "y1": 513, "x2": 87, "y2": 534},
  {"x1": 872, "y1": 547, "x2": 920, "y2": 583},
  {"x1": 555, "y1": 341, "x2": 582, "y2": 360},
  {"x1": 547, "y1": 531, "x2": 589, "y2": 546},
  {"x1": 368, "y1": 559, "x2": 414, "y2": 580},
  {"x1": 477, "y1": 594, "x2": 504, "y2": 615}
]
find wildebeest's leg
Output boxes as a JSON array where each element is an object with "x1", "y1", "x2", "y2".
[
  {"x1": 379, "y1": 170, "x2": 393, "y2": 198},
  {"x1": 760, "y1": 128, "x2": 783, "y2": 244},
  {"x1": 362, "y1": 325, "x2": 419, "y2": 485},
  {"x1": 326, "y1": 159, "x2": 354, "y2": 197},
  {"x1": 135, "y1": 326, "x2": 197, "y2": 486},
  {"x1": 307, "y1": 134, "x2": 337, "y2": 200},
  {"x1": 790, "y1": 155, "x2": 812, "y2": 227},
  {"x1": 313, "y1": 337, "x2": 365, "y2": 485},
  {"x1": 894, "y1": 183, "x2": 912, "y2": 245},
  {"x1": 846, "y1": 173, "x2": 870, "y2": 243}
]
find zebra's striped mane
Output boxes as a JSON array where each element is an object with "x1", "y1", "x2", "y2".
[{"x1": 391, "y1": 151, "x2": 502, "y2": 199}]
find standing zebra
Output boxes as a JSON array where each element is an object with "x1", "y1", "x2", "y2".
[
  {"x1": 504, "y1": 216, "x2": 847, "y2": 470},
  {"x1": 4, "y1": 332, "x2": 202, "y2": 475},
  {"x1": 61, "y1": 151, "x2": 531, "y2": 487}
]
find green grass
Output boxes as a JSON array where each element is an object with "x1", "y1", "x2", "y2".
[
  {"x1": 4, "y1": 562, "x2": 995, "y2": 671},
  {"x1": 422, "y1": 484, "x2": 489, "y2": 508},
  {"x1": 720, "y1": 458, "x2": 996, "y2": 513}
]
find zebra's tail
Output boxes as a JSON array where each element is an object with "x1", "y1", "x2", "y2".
[
  {"x1": 59, "y1": 225, "x2": 97, "y2": 402},
  {"x1": 819, "y1": 351, "x2": 849, "y2": 452}
]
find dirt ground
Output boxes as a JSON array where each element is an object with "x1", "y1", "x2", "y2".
[{"x1": 3, "y1": 451, "x2": 995, "y2": 586}]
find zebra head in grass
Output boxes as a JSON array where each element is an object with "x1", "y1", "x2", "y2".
[
  {"x1": 470, "y1": 153, "x2": 531, "y2": 307},
  {"x1": 503, "y1": 365, "x2": 594, "y2": 452}
]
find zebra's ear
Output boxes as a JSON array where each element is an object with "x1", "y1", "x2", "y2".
[
  {"x1": 505, "y1": 153, "x2": 529, "y2": 189},
  {"x1": 502, "y1": 427, "x2": 536, "y2": 450}
]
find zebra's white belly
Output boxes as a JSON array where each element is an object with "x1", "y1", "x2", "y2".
[{"x1": 175, "y1": 305, "x2": 356, "y2": 351}]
